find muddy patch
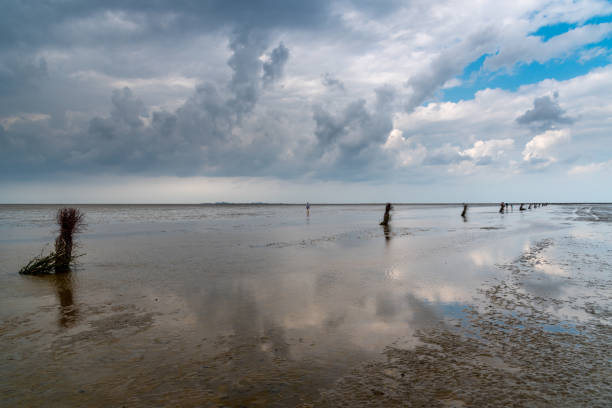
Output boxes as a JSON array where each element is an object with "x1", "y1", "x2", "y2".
[
  {"x1": 251, "y1": 227, "x2": 430, "y2": 249},
  {"x1": 51, "y1": 306, "x2": 155, "y2": 350},
  {"x1": 313, "y1": 239, "x2": 612, "y2": 407}
]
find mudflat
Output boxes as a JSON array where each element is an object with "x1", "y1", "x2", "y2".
[{"x1": 1, "y1": 204, "x2": 610, "y2": 407}]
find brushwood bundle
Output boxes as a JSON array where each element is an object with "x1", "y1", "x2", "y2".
[{"x1": 19, "y1": 208, "x2": 85, "y2": 275}]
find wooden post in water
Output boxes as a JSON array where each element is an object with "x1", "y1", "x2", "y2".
[{"x1": 380, "y1": 203, "x2": 392, "y2": 226}]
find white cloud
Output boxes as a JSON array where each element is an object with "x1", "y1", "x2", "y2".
[
  {"x1": 461, "y1": 138, "x2": 514, "y2": 161},
  {"x1": 0, "y1": 113, "x2": 51, "y2": 129},
  {"x1": 448, "y1": 160, "x2": 477, "y2": 175},
  {"x1": 522, "y1": 129, "x2": 571, "y2": 165},
  {"x1": 383, "y1": 129, "x2": 427, "y2": 167},
  {"x1": 484, "y1": 22, "x2": 612, "y2": 71},
  {"x1": 390, "y1": 64, "x2": 612, "y2": 178},
  {"x1": 578, "y1": 46, "x2": 610, "y2": 63},
  {"x1": 70, "y1": 70, "x2": 199, "y2": 90},
  {"x1": 442, "y1": 78, "x2": 462, "y2": 89},
  {"x1": 568, "y1": 159, "x2": 612, "y2": 175}
]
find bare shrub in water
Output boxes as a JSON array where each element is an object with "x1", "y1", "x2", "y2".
[
  {"x1": 19, "y1": 208, "x2": 85, "y2": 275},
  {"x1": 54, "y1": 208, "x2": 85, "y2": 272},
  {"x1": 19, "y1": 250, "x2": 62, "y2": 275}
]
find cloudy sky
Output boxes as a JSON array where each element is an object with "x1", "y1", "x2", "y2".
[{"x1": 2, "y1": 0, "x2": 612, "y2": 203}]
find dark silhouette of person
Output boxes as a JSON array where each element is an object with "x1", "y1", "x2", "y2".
[
  {"x1": 520, "y1": 203, "x2": 525, "y2": 211},
  {"x1": 528, "y1": 203, "x2": 532, "y2": 209},
  {"x1": 461, "y1": 203, "x2": 468, "y2": 218},
  {"x1": 499, "y1": 202, "x2": 505, "y2": 213},
  {"x1": 380, "y1": 203, "x2": 392, "y2": 226}
]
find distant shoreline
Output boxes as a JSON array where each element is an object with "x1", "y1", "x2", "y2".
[{"x1": 1, "y1": 202, "x2": 611, "y2": 206}]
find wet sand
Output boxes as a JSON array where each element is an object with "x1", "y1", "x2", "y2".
[{"x1": 1, "y1": 204, "x2": 610, "y2": 407}]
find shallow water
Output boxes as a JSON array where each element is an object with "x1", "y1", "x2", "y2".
[{"x1": 0, "y1": 204, "x2": 610, "y2": 407}]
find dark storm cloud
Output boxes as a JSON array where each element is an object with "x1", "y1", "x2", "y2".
[
  {"x1": 0, "y1": 24, "x2": 289, "y2": 179},
  {"x1": 0, "y1": 57, "x2": 47, "y2": 96},
  {"x1": 1, "y1": 0, "x2": 403, "y2": 52},
  {"x1": 310, "y1": 86, "x2": 396, "y2": 179},
  {"x1": 0, "y1": 113, "x2": 74, "y2": 178},
  {"x1": 321, "y1": 73, "x2": 345, "y2": 91},
  {"x1": 86, "y1": 88, "x2": 153, "y2": 168},
  {"x1": 109, "y1": 87, "x2": 147, "y2": 127},
  {"x1": 79, "y1": 28, "x2": 288, "y2": 174},
  {"x1": 80, "y1": 84, "x2": 229, "y2": 173},
  {"x1": 0, "y1": 0, "x2": 419, "y2": 181},
  {"x1": 68, "y1": 58, "x2": 392, "y2": 181},
  {"x1": 262, "y1": 42, "x2": 289, "y2": 86},
  {"x1": 227, "y1": 28, "x2": 270, "y2": 119},
  {"x1": 313, "y1": 89, "x2": 394, "y2": 152},
  {"x1": 0, "y1": 0, "x2": 333, "y2": 51},
  {"x1": 1, "y1": 82, "x2": 395, "y2": 181},
  {"x1": 0, "y1": 0, "x2": 329, "y2": 118},
  {"x1": 516, "y1": 94, "x2": 574, "y2": 131}
]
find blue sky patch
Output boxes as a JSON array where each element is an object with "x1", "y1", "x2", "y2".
[
  {"x1": 531, "y1": 22, "x2": 577, "y2": 41},
  {"x1": 530, "y1": 14, "x2": 612, "y2": 42},
  {"x1": 442, "y1": 37, "x2": 612, "y2": 102}
]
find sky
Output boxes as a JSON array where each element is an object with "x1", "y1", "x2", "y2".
[{"x1": 1, "y1": 0, "x2": 612, "y2": 203}]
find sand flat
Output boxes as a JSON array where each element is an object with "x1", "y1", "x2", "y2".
[{"x1": 1, "y1": 204, "x2": 610, "y2": 407}]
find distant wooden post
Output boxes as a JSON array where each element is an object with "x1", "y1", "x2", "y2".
[{"x1": 380, "y1": 203, "x2": 392, "y2": 226}]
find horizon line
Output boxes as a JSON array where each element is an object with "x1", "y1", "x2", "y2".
[{"x1": 1, "y1": 202, "x2": 611, "y2": 206}]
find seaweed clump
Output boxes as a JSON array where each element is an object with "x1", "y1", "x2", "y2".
[{"x1": 19, "y1": 208, "x2": 85, "y2": 275}]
